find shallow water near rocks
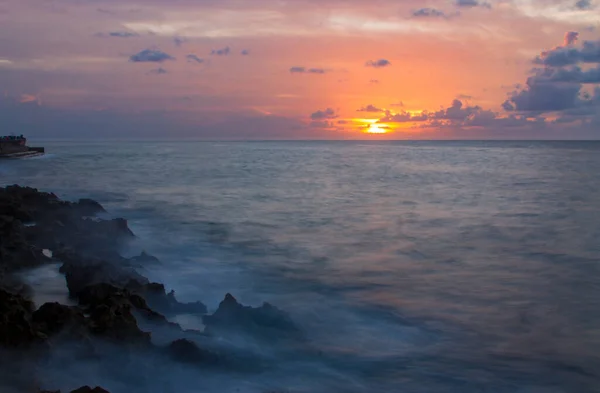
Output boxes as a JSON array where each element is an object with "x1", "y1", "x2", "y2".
[{"x1": 2, "y1": 140, "x2": 600, "y2": 392}]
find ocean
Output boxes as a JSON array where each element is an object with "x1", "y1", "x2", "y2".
[{"x1": 2, "y1": 140, "x2": 600, "y2": 392}]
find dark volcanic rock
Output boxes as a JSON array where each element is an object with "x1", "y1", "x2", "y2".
[
  {"x1": 125, "y1": 280, "x2": 207, "y2": 316},
  {"x1": 70, "y1": 387, "x2": 111, "y2": 393},
  {"x1": 129, "y1": 251, "x2": 160, "y2": 265},
  {"x1": 0, "y1": 214, "x2": 48, "y2": 272},
  {"x1": 77, "y1": 284, "x2": 153, "y2": 345},
  {"x1": 167, "y1": 338, "x2": 219, "y2": 365},
  {"x1": 203, "y1": 293, "x2": 300, "y2": 340},
  {"x1": 60, "y1": 255, "x2": 149, "y2": 296},
  {"x1": 0, "y1": 288, "x2": 40, "y2": 347},
  {"x1": 32, "y1": 302, "x2": 87, "y2": 336},
  {"x1": 76, "y1": 198, "x2": 106, "y2": 216}
]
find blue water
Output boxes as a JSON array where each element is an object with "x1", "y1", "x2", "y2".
[{"x1": 2, "y1": 141, "x2": 600, "y2": 392}]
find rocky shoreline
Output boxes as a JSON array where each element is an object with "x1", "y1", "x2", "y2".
[{"x1": 0, "y1": 185, "x2": 300, "y2": 393}]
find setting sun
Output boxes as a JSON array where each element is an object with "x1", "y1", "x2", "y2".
[{"x1": 367, "y1": 124, "x2": 388, "y2": 134}]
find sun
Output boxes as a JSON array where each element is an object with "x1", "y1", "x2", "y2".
[{"x1": 366, "y1": 124, "x2": 388, "y2": 134}]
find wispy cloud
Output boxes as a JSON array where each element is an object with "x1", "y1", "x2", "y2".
[{"x1": 186, "y1": 54, "x2": 204, "y2": 64}]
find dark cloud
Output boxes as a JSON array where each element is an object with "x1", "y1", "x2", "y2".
[
  {"x1": 455, "y1": 0, "x2": 491, "y2": 8},
  {"x1": 289, "y1": 67, "x2": 327, "y2": 74},
  {"x1": 564, "y1": 31, "x2": 579, "y2": 46},
  {"x1": 149, "y1": 67, "x2": 167, "y2": 75},
  {"x1": 366, "y1": 59, "x2": 391, "y2": 68},
  {"x1": 370, "y1": 79, "x2": 380, "y2": 84},
  {"x1": 502, "y1": 33, "x2": 600, "y2": 125},
  {"x1": 378, "y1": 99, "x2": 539, "y2": 129},
  {"x1": 357, "y1": 104, "x2": 384, "y2": 112},
  {"x1": 575, "y1": 0, "x2": 594, "y2": 9},
  {"x1": 310, "y1": 108, "x2": 337, "y2": 120},
  {"x1": 433, "y1": 99, "x2": 481, "y2": 121},
  {"x1": 380, "y1": 111, "x2": 429, "y2": 122},
  {"x1": 241, "y1": 49, "x2": 250, "y2": 55},
  {"x1": 505, "y1": 80, "x2": 582, "y2": 112},
  {"x1": 532, "y1": 65, "x2": 600, "y2": 84},
  {"x1": 412, "y1": 8, "x2": 448, "y2": 18},
  {"x1": 186, "y1": 54, "x2": 204, "y2": 64},
  {"x1": 173, "y1": 36, "x2": 187, "y2": 47},
  {"x1": 130, "y1": 49, "x2": 174, "y2": 63},
  {"x1": 96, "y1": 8, "x2": 116, "y2": 15},
  {"x1": 535, "y1": 39, "x2": 600, "y2": 67},
  {"x1": 107, "y1": 31, "x2": 138, "y2": 38},
  {"x1": 211, "y1": 46, "x2": 230, "y2": 56}
]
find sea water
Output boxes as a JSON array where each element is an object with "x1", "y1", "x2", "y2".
[{"x1": 1, "y1": 140, "x2": 599, "y2": 392}]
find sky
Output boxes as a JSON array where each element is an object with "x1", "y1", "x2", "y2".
[{"x1": 1, "y1": 0, "x2": 599, "y2": 139}]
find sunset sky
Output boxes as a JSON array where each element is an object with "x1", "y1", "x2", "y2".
[{"x1": 1, "y1": 0, "x2": 599, "y2": 139}]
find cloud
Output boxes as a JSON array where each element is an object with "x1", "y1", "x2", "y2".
[
  {"x1": 535, "y1": 39, "x2": 600, "y2": 67},
  {"x1": 370, "y1": 79, "x2": 380, "y2": 84},
  {"x1": 289, "y1": 67, "x2": 327, "y2": 74},
  {"x1": 455, "y1": 0, "x2": 491, "y2": 8},
  {"x1": 149, "y1": 67, "x2": 167, "y2": 75},
  {"x1": 107, "y1": 31, "x2": 138, "y2": 38},
  {"x1": 19, "y1": 94, "x2": 38, "y2": 104},
  {"x1": 564, "y1": 31, "x2": 579, "y2": 46},
  {"x1": 130, "y1": 49, "x2": 174, "y2": 63},
  {"x1": 412, "y1": 8, "x2": 448, "y2": 18},
  {"x1": 505, "y1": 80, "x2": 583, "y2": 112},
  {"x1": 365, "y1": 59, "x2": 391, "y2": 68},
  {"x1": 96, "y1": 8, "x2": 116, "y2": 15},
  {"x1": 173, "y1": 36, "x2": 187, "y2": 47},
  {"x1": 211, "y1": 46, "x2": 230, "y2": 56},
  {"x1": 310, "y1": 108, "x2": 337, "y2": 120},
  {"x1": 532, "y1": 65, "x2": 600, "y2": 84},
  {"x1": 357, "y1": 104, "x2": 384, "y2": 112},
  {"x1": 378, "y1": 99, "x2": 540, "y2": 130},
  {"x1": 186, "y1": 54, "x2": 204, "y2": 64},
  {"x1": 575, "y1": 0, "x2": 594, "y2": 9},
  {"x1": 504, "y1": 33, "x2": 600, "y2": 121},
  {"x1": 241, "y1": 49, "x2": 250, "y2": 55}
]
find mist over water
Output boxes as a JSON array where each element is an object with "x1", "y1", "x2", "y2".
[{"x1": 2, "y1": 140, "x2": 600, "y2": 392}]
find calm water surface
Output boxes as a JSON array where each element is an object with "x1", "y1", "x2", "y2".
[{"x1": 2, "y1": 141, "x2": 600, "y2": 392}]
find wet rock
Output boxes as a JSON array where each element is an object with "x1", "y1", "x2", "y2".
[
  {"x1": 0, "y1": 288, "x2": 40, "y2": 347},
  {"x1": 129, "y1": 251, "x2": 160, "y2": 265},
  {"x1": 70, "y1": 387, "x2": 111, "y2": 393},
  {"x1": 75, "y1": 198, "x2": 106, "y2": 216},
  {"x1": 203, "y1": 293, "x2": 300, "y2": 340},
  {"x1": 167, "y1": 338, "x2": 219, "y2": 365},
  {"x1": 32, "y1": 302, "x2": 87, "y2": 336},
  {"x1": 125, "y1": 280, "x2": 207, "y2": 316},
  {"x1": 76, "y1": 284, "x2": 153, "y2": 345},
  {"x1": 60, "y1": 256, "x2": 149, "y2": 296}
]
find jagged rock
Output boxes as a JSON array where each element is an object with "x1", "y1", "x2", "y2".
[
  {"x1": 125, "y1": 280, "x2": 207, "y2": 316},
  {"x1": 76, "y1": 284, "x2": 153, "y2": 345},
  {"x1": 129, "y1": 251, "x2": 160, "y2": 265},
  {"x1": 75, "y1": 198, "x2": 106, "y2": 216},
  {"x1": 0, "y1": 288, "x2": 40, "y2": 347},
  {"x1": 167, "y1": 338, "x2": 219, "y2": 365},
  {"x1": 32, "y1": 302, "x2": 87, "y2": 336},
  {"x1": 60, "y1": 255, "x2": 149, "y2": 296},
  {"x1": 203, "y1": 294, "x2": 300, "y2": 340},
  {"x1": 70, "y1": 387, "x2": 111, "y2": 393}
]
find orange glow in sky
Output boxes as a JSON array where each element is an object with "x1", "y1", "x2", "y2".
[{"x1": 0, "y1": 1, "x2": 598, "y2": 139}]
